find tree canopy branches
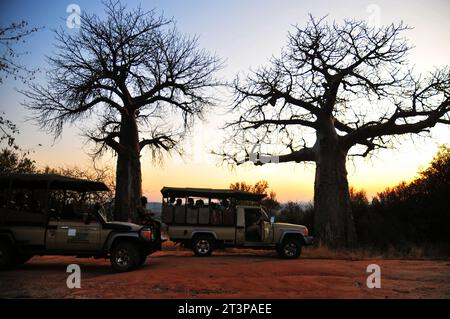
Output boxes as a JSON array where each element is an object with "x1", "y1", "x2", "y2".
[
  {"x1": 221, "y1": 15, "x2": 450, "y2": 165},
  {"x1": 22, "y1": 0, "x2": 222, "y2": 160},
  {"x1": 0, "y1": 20, "x2": 41, "y2": 83}
]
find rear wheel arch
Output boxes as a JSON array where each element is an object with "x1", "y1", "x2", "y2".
[{"x1": 191, "y1": 231, "x2": 216, "y2": 241}]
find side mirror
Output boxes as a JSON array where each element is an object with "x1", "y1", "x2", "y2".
[
  {"x1": 83, "y1": 212, "x2": 91, "y2": 224},
  {"x1": 270, "y1": 216, "x2": 275, "y2": 224}
]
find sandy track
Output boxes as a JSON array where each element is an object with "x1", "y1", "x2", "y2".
[{"x1": 0, "y1": 249, "x2": 449, "y2": 299}]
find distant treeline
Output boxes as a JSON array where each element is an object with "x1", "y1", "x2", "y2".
[{"x1": 276, "y1": 145, "x2": 450, "y2": 255}]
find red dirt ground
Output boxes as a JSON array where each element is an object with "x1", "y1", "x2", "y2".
[{"x1": 1, "y1": 247, "x2": 449, "y2": 299}]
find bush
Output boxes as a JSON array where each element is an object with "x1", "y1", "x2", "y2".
[
  {"x1": 353, "y1": 145, "x2": 450, "y2": 254},
  {"x1": 276, "y1": 201, "x2": 314, "y2": 231}
]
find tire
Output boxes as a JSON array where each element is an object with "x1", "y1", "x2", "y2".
[
  {"x1": 192, "y1": 236, "x2": 214, "y2": 257},
  {"x1": 0, "y1": 240, "x2": 13, "y2": 271},
  {"x1": 278, "y1": 238, "x2": 302, "y2": 259},
  {"x1": 110, "y1": 242, "x2": 141, "y2": 272}
]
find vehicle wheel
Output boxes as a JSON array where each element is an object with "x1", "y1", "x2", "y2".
[
  {"x1": 0, "y1": 241, "x2": 13, "y2": 271},
  {"x1": 192, "y1": 236, "x2": 214, "y2": 257},
  {"x1": 278, "y1": 238, "x2": 302, "y2": 259},
  {"x1": 13, "y1": 254, "x2": 33, "y2": 266},
  {"x1": 110, "y1": 242, "x2": 140, "y2": 272}
]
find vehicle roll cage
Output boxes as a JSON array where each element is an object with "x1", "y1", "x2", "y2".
[
  {"x1": 160, "y1": 187, "x2": 266, "y2": 202},
  {"x1": 0, "y1": 173, "x2": 109, "y2": 192},
  {"x1": 0, "y1": 173, "x2": 109, "y2": 219},
  {"x1": 160, "y1": 186, "x2": 266, "y2": 226}
]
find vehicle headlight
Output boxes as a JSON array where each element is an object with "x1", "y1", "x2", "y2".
[{"x1": 140, "y1": 227, "x2": 153, "y2": 241}]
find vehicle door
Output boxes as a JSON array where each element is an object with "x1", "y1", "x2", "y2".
[
  {"x1": 235, "y1": 207, "x2": 246, "y2": 244},
  {"x1": 260, "y1": 209, "x2": 274, "y2": 243},
  {"x1": 54, "y1": 211, "x2": 102, "y2": 252},
  {"x1": 45, "y1": 214, "x2": 59, "y2": 250},
  {"x1": 5, "y1": 187, "x2": 48, "y2": 247}
]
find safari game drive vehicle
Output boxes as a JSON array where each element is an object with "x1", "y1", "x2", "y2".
[
  {"x1": 0, "y1": 173, "x2": 161, "y2": 272},
  {"x1": 161, "y1": 187, "x2": 313, "y2": 258}
]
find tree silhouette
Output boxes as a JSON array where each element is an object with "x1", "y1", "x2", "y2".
[
  {"x1": 0, "y1": 148, "x2": 36, "y2": 174},
  {"x1": 0, "y1": 115, "x2": 36, "y2": 174},
  {"x1": 220, "y1": 16, "x2": 450, "y2": 248},
  {"x1": 230, "y1": 180, "x2": 280, "y2": 215},
  {"x1": 23, "y1": 1, "x2": 221, "y2": 222}
]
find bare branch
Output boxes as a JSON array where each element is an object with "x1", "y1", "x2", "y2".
[
  {"x1": 220, "y1": 16, "x2": 449, "y2": 165},
  {"x1": 22, "y1": 1, "x2": 221, "y2": 162}
]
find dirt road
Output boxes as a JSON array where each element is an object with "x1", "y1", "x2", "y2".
[{"x1": 1, "y1": 248, "x2": 449, "y2": 299}]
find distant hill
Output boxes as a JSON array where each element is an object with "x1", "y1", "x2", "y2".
[{"x1": 146, "y1": 202, "x2": 162, "y2": 216}]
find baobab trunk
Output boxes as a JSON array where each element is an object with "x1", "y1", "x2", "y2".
[
  {"x1": 114, "y1": 114, "x2": 142, "y2": 223},
  {"x1": 313, "y1": 118, "x2": 357, "y2": 248}
]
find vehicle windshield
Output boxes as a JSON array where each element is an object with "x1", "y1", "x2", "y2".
[
  {"x1": 47, "y1": 189, "x2": 109, "y2": 220},
  {"x1": 96, "y1": 205, "x2": 108, "y2": 223}
]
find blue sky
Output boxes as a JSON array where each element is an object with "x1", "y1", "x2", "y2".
[{"x1": 0, "y1": 0, "x2": 449, "y2": 202}]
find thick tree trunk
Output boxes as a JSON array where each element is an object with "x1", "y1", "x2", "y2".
[
  {"x1": 114, "y1": 114, "x2": 142, "y2": 223},
  {"x1": 313, "y1": 116, "x2": 357, "y2": 249}
]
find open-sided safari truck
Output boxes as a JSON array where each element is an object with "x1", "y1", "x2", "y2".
[
  {"x1": 161, "y1": 187, "x2": 313, "y2": 258},
  {"x1": 0, "y1": 173, "x2": 161, "y2": 272}
]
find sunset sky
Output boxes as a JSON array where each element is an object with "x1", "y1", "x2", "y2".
[{"x1": 0, "y1": 0, "x2": 449, "y2": 203}]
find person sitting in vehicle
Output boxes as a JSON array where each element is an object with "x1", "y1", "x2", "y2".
[
  {"x1": 220, "y1": 199, "x2": 229, "y2": 209},
  {"x1": 175, "y1": 198, "x2": 182, "y2": 206},
  {"x1": 29, "y1": 198, "x2": 41, "y2": 213},
  {"x1": 246, "y1": 210, "x2": 262, "y2": 241},
  {"x1": 138, "y1": 196, "x2": 153, "y2": 224},
  {"x1": 141, "y1": 196, "x2": 148, "y2": 208},
  {"x1": 195, "y1": 199, "x2": 204, "y2": 207},
  {"x1": 61, "y1": 201, "x2": 76, "y2": 220},
  {"x1": 12, "y1": 192, "x2": 26, "y2": 210},
  {"x1": 187, "y1": 197, "x2": 194, "y2": 207}
]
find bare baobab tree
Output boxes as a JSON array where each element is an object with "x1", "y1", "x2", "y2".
[
  {"x1": 23, "y1": 1, "x2": 221, "y2": 222},
  {"x1": 220, "y1": 16, "x2": 450, "y2": 248}
]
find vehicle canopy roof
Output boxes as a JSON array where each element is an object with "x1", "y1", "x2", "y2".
[
  {"x1": 0, "y1": 173, "x2": 109, "y2": 192},
  {"x1": 160, "y1": 186, "x2": 266, "y2": 202}
]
